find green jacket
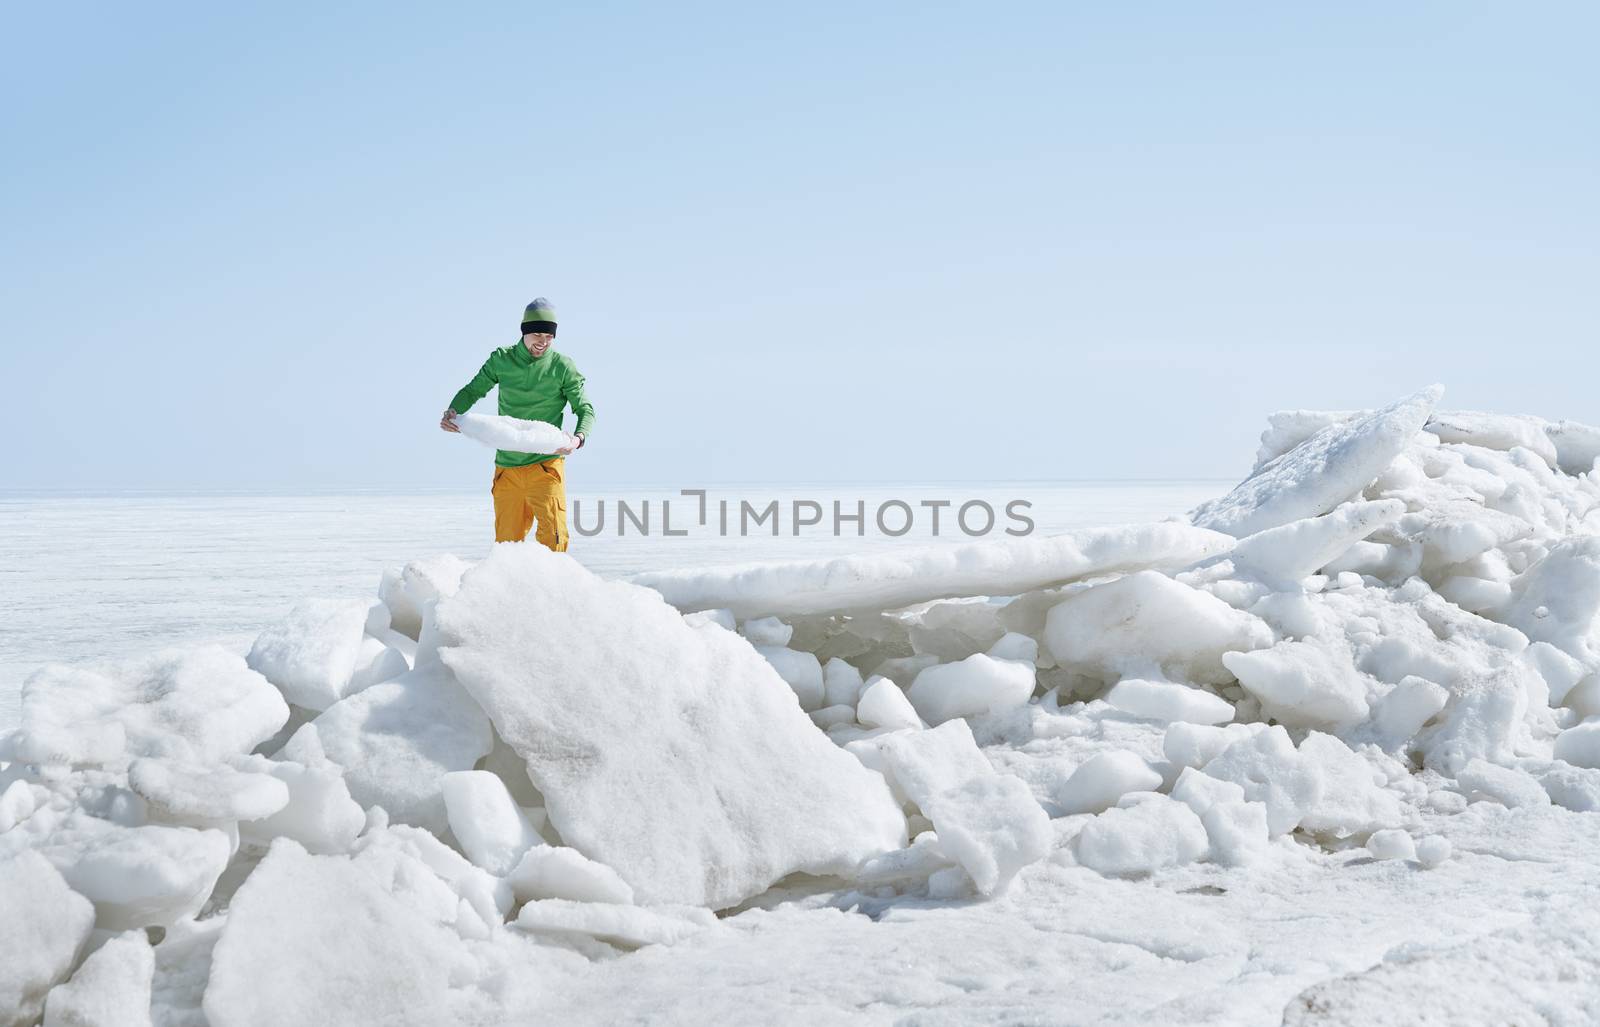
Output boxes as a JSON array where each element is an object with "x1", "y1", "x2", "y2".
[{"x1": 448, "y1": 343, "x2": 595, "y2": 467}]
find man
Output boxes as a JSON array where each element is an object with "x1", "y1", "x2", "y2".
[{"x1": 440, "y1": 298, "x2": 595, "y2": 550}]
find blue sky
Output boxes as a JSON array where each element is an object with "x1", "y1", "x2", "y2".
[{"x1": 4, "y1": 2, "x2": 1596, "y2": 489}]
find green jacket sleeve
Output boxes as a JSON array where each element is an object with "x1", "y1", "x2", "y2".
[
  {"x1": 448, "y1": 354, "x2": 499, "y2": 413},
  {"x1": 563, "y1": 360, "x2": 595, "y2": 439}
]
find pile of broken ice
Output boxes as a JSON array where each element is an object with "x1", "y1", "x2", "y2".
[{"x1": 7, "y1": 384, "x2": 1600, "y2": 1024}]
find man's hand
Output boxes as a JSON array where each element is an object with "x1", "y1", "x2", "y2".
[
  {"x1": 440, "y1": 409, "x2": 460, "y2": 433},
  {"x1": 554, "y1": 432, "x2": 580, "y2": 455}
]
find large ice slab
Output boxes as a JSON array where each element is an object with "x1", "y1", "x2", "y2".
[
  {"x1": 629, "y1": 522, "x2": 1234, "y2": 617},
  {"x1": 1190, "y1": 385, "x2": 1442, "y2": 537},
  {"x1": 435, "y1": 545, "x2": 906, "y2": 909}
]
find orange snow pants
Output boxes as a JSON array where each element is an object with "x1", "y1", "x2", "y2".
[{"x1": 492, "y1": 458, "x2": 569, "y2": 550}]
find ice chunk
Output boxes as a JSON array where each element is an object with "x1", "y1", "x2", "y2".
[
  {"x1": 1253, "y1": 409, "x2": 1364, "y2": 470},
  {"x1": 631, "y1": 522, "x2": 1233, "y2": 617},
  {"x1": 1504, "y1": 537, "x2": 1600, "y2": 667},
  {"x1": 1365, "y1": 829, "x2": 1416, "y2": 862},
  {"x1": 1425, "y1": 410, "x2": 1558, "y2": 467},
  {"x1": 4, "y1": 647, "x2": 288, "y2": 769},
  {"x1": 683, "y1": 607, "x2": 735, "y2": 632},
  {"x1": 1162, "y1": 722, "x2": 1268, "y2": 771},
  {"x1": 1544, "y1": 419, "x2": 1600, "y2": 476},
  {"x1": 149, "y1": 916, "x2": 223, "y2": 1027},
  {"x1": 1190, "y1": 385, "x2": 1442, "y2": 537},
  {"x1": 876, "y1": 720, "x2": 1050, "y2": 895},
  {"x1": 434, "y1": 545, "x2": 905, "y2": 908},
  {"x1": 351, "y1": 823, "x2": 512, "y2": 929},
  {"x1": 0, "y1": 851, "x2": 95, "y2": 1027},
  {"x1": 129, "y1": 759, "x2": 289, "y2": 824},
  {"x1": 1073, "y1": 795, "x2": 1208, "y2": 876},
  {"x1": 378, "y1": 555, "x2": 471, "y2": 642},
  {"x1": 856, "y1": 831, "x2": 959, "y2": 886},
  {"x1": 809, "y1": 704, "x2": 856, "y2": 729},
  {"x1": 1415, "y1": 835, "x2": 1451, "y2": 868},
  {"x1": 514, "y1": 899, "x2": 715, "y2": 949},
  {"x1": 203, "y1": 840, "x2": 475, "y2": 1027},
  {"x1": 1200, "y1": 726, "x2": 1321, "y2": 836},
  {"x1": 1369, "y1": 676, "x2": 1450, "y2": 746},
  {"x1": 739, "y1": 616, "x2": 793, "y2": 646},
  {"x1": 508, "y1": 846, "x2": 634, "y2": 905},
  {"x1": 1526, "y1": 642, "x2": 1586, "y2": 707},
  {"x1": 1321, "y1": 540, "x2": 1424, "y2": 582},
  {"x1": 246, "y1": 598, "x2": 372, "y2": 712},
  {"x1": 1, "y1": 778, "x2": 38, "y2": 833},
  {"x1": 1554, "y1": 720, "x2": 1600, "y2": 770},
  {"x1": 754, "y1": 645, "x2": 825, "y2": 711},
  {"x1": 1045, "y1": 571, "x2": 1273, "y2": 685},
  {"x1": 453, "y1": 411, "x2": 573, "y2": 455},
  {"x1": 921, "y1": 774, "x2": 1052, "y2": 896},
  {"x1": 440, "y1": 770, "x2": 541, "y2": 876},
  {"x1": 38, "y1": 813, "x2": 231, "y2": 930},
  {"x1": 345, "y1": 637, "x2": 409, "y2": 695},
  {"x1": 1228, "y1": 500, "x2": 1407, "y2": 589},
  {"x1": 855, "y1": 677, "x2": 924, "y2": 731},
  {"x1": 1103, "y1": 677, "x2": 1235, "y2": 725},
  {"x1": 43, "y1": 930, "x2": 154, "y2": 1027},
  {"x1": 289, "y1": 662, "x2": 492, "y2": 836},
  {"x1": 986, "y1": 631, "x2": 1039, "y2": 663},
  {"x1": 1455, "y1": 758, "x2": 1550, "y2": 809},
  {"x1": 236, "y1": 753, "x2": 365, "y2": 855},
  {"x1": 1223, "y1": 641, "x2": 1371, "y2": 732},
  {"x1": 1201, "y1": 801, "x2": 1270, "y2": 867},
  {"x1": 1294, "y1": 733, "x2": 1403, "y2": 837},
  {"x1": 1056, "y1": 751, "x2": 1163, "y2": 815},
  {"x1": 1168, "y1": 767, "x2": 1246, "y2": 818},
  {"x1": 822, "y1": 657, "x2": 865, "y2": 708},
  {"x1": 1535, "y1": 761, "x2": 1600, "y2": 812},
  {"x1": 906, "y1": 653, "x2": 1036, "y2": 725},
  {"x1": 875, "y1": 719, "x2": 995, "y2": 803}
]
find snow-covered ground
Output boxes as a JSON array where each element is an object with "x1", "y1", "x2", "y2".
[{"x1": 7, "y1": 390, "x2": 1600, "y2": 1026}]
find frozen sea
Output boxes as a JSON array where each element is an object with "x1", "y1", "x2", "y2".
[{"x1": 0, "y1": 481, "x2": 1222, "y2": 727}]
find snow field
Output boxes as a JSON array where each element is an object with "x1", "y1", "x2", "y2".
[{"x1": 5, "y1": 384, "x2": 1600, "y2": 1022}]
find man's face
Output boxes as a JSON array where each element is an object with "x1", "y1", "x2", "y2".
[{"x1": 522, "y1": 332, "x2": 554, "y2": 358}]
